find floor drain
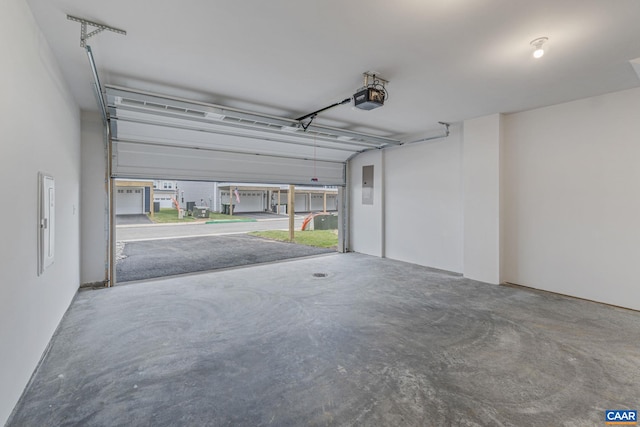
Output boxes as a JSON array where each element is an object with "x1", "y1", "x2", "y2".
[{"x1": 313, "y1": 273, "x2": 328, "y2": 278}]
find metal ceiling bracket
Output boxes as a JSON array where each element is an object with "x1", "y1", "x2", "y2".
[
  {"x1": 67, "y1": 15, "x2": 126, "y2": 48},
  {"x1": 438, "y1": 121, "x2": 450, "y2": 137},
  {"x1": 402, "y1": 121, "x2": 451, "y2": 145},
  {"x1": 362, "y1": 72, "x2": 389, "y2": 87}
]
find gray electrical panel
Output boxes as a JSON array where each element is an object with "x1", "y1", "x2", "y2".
[{"x1": 362, "y1": 165, "x2": 374, "y2": 205}]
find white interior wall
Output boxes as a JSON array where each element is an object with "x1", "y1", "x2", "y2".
[
  {"x1": 81, "y1": 112, "x2": 107, "y2": 285},
  {"x1": 463, "y1": 115, "x2": 502, "y2": 283},
  {"x1": 0, "y1": 0, "x2": 81, "y2": 424},
  {"x1": 349, "y1": 150, "x2": 383, "y2": 256},
  {"x1": 503, "y1": 87, "x2": 640, "y2": 310},
  {"x1": 383, "y1": 126, "x2": 464, "y2": 272}
]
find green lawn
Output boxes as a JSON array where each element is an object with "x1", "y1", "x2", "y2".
[
  {"x1": 248, "y1": 230, "x2": 338, "y2": 249},
  {"x1": 149, "y1": 208, "x2": 248, "y2": 223}
]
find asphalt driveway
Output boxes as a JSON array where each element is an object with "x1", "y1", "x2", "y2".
[
  {"x1": 116, "y1": 214, "x2": 153, "y2": 225},
  {"x1": 116, "y1": 234, "x2": 334, "y2": 283}
]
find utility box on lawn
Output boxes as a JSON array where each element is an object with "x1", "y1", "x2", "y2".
[
  {"x1": 193, "y1": 206, "x2": 210, "y2": 218},
  {"x1": 313, "y1": 214, "x2": 338, "y2": 230}
]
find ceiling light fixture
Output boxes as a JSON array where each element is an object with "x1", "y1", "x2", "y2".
[{"x1": 530, "y1": 37, "x2": 548, "y2": 59}]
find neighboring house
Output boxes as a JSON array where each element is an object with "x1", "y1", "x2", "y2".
[
  {"x1": 176, "y1": 181, "x2": 218, "y2": 211},
  {"x1": 153, "y1": 180, "x2": 177, "y2": 208}
]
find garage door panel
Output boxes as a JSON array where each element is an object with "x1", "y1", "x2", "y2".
[
  {"x1": 112, "y1": 141, "x2": 345, "y2": 186},
  {"x1": 115, "y1": 118, "x2": 356, "y2": 164}
]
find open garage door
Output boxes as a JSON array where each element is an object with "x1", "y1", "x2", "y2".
[
  {"x1": 105, "y1": 86, "x2": 399, "y2": 286},
  {"x1": 106, "y1": 86, "x2": 401, "y2": 186}
]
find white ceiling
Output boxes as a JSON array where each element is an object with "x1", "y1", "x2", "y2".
[{"x1": 25, "y1": 0, "x2": 640, "y2": 140}]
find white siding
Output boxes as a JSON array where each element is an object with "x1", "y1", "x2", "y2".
[{"x1": 177, "y1": 181, "x2": 217, "y2": 210}]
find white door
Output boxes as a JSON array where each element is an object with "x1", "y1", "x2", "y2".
[{"x1": 116, "y1": 188, "x2": 144, "y2": 214}]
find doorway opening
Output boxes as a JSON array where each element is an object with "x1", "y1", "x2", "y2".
[{"x1": 113, "y1": 179, "x2": 344, "y2": 284}]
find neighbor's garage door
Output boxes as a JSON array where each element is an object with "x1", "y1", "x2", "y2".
[
  {"x1": 309, "y1": 194, "x2": 338, "y2": 211},
  {"x1": 295, "y1": 193, "x2": 308, "y2": 211},
  {"x1": 116, "y1": 188, "x2": 144, "y2": 214},
  {"x1": 233, "y1": 192, "x2": 264, "y2": 213}
]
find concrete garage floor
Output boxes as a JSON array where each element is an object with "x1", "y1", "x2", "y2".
[
  {"x1": 9, "y1": 254, "x2": 640, "y2": 426},
  {"x1": 116, "y1": 234, "x2": 334, "y2": 282}
]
